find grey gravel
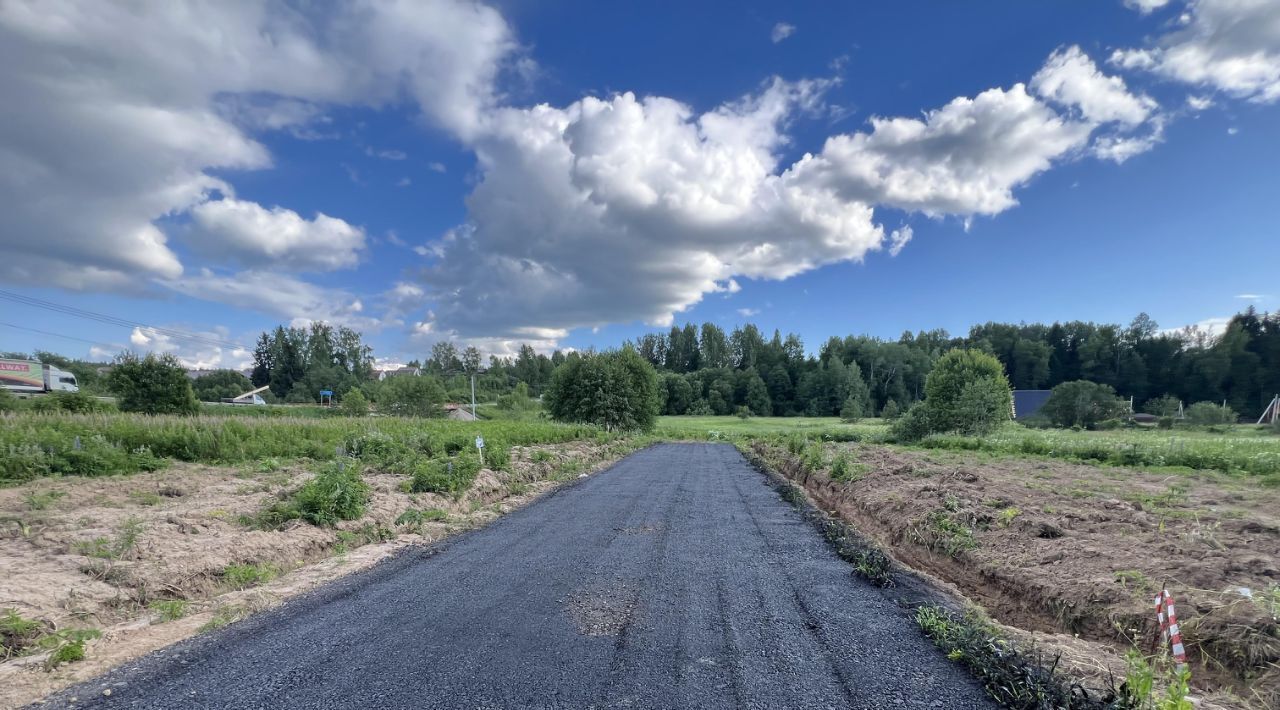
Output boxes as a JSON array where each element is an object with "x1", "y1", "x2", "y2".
[{"x1": 44, "y1": 443, "x2": 994, "y2": 709}]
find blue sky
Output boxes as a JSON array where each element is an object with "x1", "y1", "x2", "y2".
[{"x1": 1, "y1": 0, "x2": 1277, "y2": 368}]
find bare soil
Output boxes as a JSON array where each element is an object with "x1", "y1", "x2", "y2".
[
  {"x1": 754, "y1": 442, "x2": 1280, "y2": 709},
  {"x1": 0, "y1": 441, "x2": 626, "y2": 708}
]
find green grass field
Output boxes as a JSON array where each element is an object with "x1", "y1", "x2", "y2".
[
  {"x1": 655, "y1": 415, "x2": 885, "y2": 440},
  {"x1": 0, "y1": 412, "x2": 616, "y2": 484}
]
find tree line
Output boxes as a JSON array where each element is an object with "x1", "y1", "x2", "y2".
[
  {"x1": 11, "y1": 307, "x2": 1278, "y2": 419},
  {"x1": 626, "y1": 308, "x2": 1280, "y2": 419}
]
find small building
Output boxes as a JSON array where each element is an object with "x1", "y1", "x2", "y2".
[
  {"x1": 443, "y1": 403, "x2": 478, "y2": 421},
  {"x1": 1011, "y1": 390, "x2": 1052, "y2": 420},
  {"x1": 376, "y1": 366, "x2": 422, "y2": 381}
]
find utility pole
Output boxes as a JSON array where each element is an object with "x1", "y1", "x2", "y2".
[{"x1": 470, "y1": 373, "x2": 477, "y2": 421}]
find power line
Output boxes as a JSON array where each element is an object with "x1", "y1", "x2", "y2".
[
  {"x1": 0, "y1": 321, "x2": 123, "y2": 350},
  {"x1": 0, "y1": 289, "x2": 247, "y2": 351}
]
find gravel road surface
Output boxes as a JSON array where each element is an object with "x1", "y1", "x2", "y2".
[{"x1": 46, "y1": 443, "x2": 994, "y2": 709}]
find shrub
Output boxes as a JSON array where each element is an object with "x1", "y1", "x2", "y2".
[
  {"x1": 880, "y1": 400, "x2": 901, "y2": 420},
  {"x1": 340, "y1": 388, "x2": 369, "y2": 417},
  {"x1": 1157, "y1": 416, "x2": 1175, "y2": 430},
  {"x1": 0, "y1": 388, "x2": 18, "y2": 413},
  {"x1": 890, "y1": 402, "x2": 935, "y2": 442},
  {"x1": 108, "y1": 353, "x2": 199, "y2": 415},
  {"x1": 1040, "y1": 380, "x2": 1129, "y2": 429},
  {"x1": 28, "y1": 391, "x2": 112, "y2": 414},
  {"x1": 411, "y1": 455, "x2": 481, "y2": 496},
  {"x1": 1185, "y1": 401, "x2": 1236, "y2": 426},
  {"x1": 923, "y1": 350, "x2": 1012, "y2": 433},
  {"x1": 840, "y1": 394, "x2": 863, "y2": 423},
  {"x1": 261, "y1": 461, "x2": 369, "y2": 527}
]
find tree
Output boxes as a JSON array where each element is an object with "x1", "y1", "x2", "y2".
[
  {"x1": 462, "y1": 346, "x2": 482, "y2": 375},
  {"x1": 544, "y1": 347, "x2": 661, "y2": 431},
  {"x1": 840, "y1": 394, "x2": 863, "y2": 422},
  {"x1": 741, "y1": 369, "x2": 772, "y2": 416},
  {"x1": 894, "y1": 349, "x2": 1011, "y2": 440},
  {"x1": 191, "y1": 370, "x2": 252, "y2": 402},
  {"x1": 1040, "y1": 380, "x2": 1128, "y2": 428},
  {"x1": 340, "y1": 388, "x2": 369, "y2": 417},
  {"x1": 379, "y1": 375, "x2": 447, "y2": 417},
  {"x1": 108, "y1": 353, "x2": 199, "y2": 415},
  {"x1": 250, "y1": 333, "x2": 273, "y2": 387},
  {"x1": 880, "y1": 399, "x2": 901, "y2": 419}
]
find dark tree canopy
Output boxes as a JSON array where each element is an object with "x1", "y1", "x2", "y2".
[
  {"x1": 108, "y1": 353, "x2": 200, "y2": 415},
  {"x1": 544, "y1": 348, "x2": 661, "y2": 431}
]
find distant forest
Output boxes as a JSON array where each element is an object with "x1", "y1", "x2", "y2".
[
  {"x1": 470, "y1": 309, "x2": 1280, "y2": 419},
  {"x1": 14, "y1": 309, "x2": 1279, "y2": 419}
]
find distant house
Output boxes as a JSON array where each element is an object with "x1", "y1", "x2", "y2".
[
  {"x1": 376, "y1": 366, "x2": 422, "y2": 381},
  {"x1": 1011, "y1": 390, "x2": 1052, "y2": 420},
  {"x1": 443, "y1": 403, "x2": 477, "y2": 421}
]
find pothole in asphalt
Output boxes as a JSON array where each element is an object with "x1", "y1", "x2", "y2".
[{"x1": 566, "y1": 584, "x2": 640, "y2": 636}]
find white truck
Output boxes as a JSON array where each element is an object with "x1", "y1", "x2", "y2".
[{"x1": 0, "y1": 358, "x2": 79, "y2": 395}]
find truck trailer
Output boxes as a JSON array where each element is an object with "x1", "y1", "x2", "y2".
[{"x1": 0, "y1": 359, "x2": 80, "y2": 394}]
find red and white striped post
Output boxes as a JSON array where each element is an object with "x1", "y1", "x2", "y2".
[{"x1": 1154, "y1": 589, "x2": 1187, "y2": 670}]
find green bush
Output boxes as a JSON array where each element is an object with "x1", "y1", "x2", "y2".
[
  {"x1": 411, "y1": 454, "x2": 481, "y2": 496},
  {"x1": 880, "y1": 400, "x2": 901, "y2": 420},
  {"x1": 544, "y1": 347, "x2": 661, "y2": 431},
  {"x1": 1185, "y1": 401, "x2": 1236, "y2": 426},
  {"x1": 892, "y1": 350, "x2": 1011, "y2": 442},
  {"x1": 27, "y1": 391, "x2": 112, "y2": 414},
  {"x1": 108, "y1": 353, "x2": 199, "y2": 415},
  {"x1": 1157, "y1": 416, "x2": 1174, "y2": 430},
  {"x1": 0, "y1": 388, "x2": 19, "y2": 413},
  {"x1": 261, "y1": 461, "x2": 369, "y2": 527},
  {"x1": 1040, "y1": 380, "x2": 1128, "y2": 429},
  {"x1": 890, "y1": 402, "x2": 935, "y2": 442},
  {"x1": 1142, "y1": 394, "x2": 1181, "y2": 418},
  {"x1": 839, "y1": 394, "x2": 863, "y2": 423},
  {"x1": 340, "y1": 389, "x2": 369, "y2": 417}
]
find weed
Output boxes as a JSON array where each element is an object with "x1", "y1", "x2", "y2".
[
  {"x1": 222, "y1": 563, "x2": 278, "y2": 590},
  {"x1": 258, "y1": 461, "x2": 369, "y2": 528},
  {"x1": 531, "y1": 450, "x2": 554, "y2": 463},
  {"x1": 914, "y1": 605, "x2": 1101, "y2": 708},
  {"x1": 1118, "y1": 650, "x2": 1194, "y2": 710},
  {"x1": 128, "y1": 489, "x2": 162, "y2": 506},
  {"x1": 1, "y1": 608, "x2": 45, "y2": 659},
  {"x1": 829, "y1": 455, "x2": 870, "y2": 483},
  {"x1": 1114, "y1": 570, "x2": 1153, "y2": 594},
  {"x1": 148, "y1": 599, "x2": 189, "y2": 622},
  {"x1": 23, "y1": 489, "x2": 66, "y2": 511},
  {"x1": 199, "y1": 604, "x2": 248, "y2": 633},
  {"x1": 912, "y1": 510, "x2": 978, "y2": 557},
  {"x1": 334, "y1": 530, "x2": 358, "y2": 554},
  {"x1": 394, "y1": 507, "x2": 447, "y2": 533},
  {"x1": 72, "y1": 516, "x2": 143, "y2": 560},
  {"x1": 996, "y1": 506, "x2": 1021, "y2": 528},
  {"x1": 42, "y1": 628, "x2": 101, "y2": 668},
  {"x1": 411, "y1": 455, "x2": 480, "y2": 496}
]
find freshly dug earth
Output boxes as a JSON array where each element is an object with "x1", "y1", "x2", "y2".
[
  {"x1": 754, "y1": 442, "x2": 1280, "y2": 709},
  {"x1": 0, "y1": 440, "x2": 624, "y2": 708}
]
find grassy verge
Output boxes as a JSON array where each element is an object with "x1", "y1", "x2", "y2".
[{"x1": 0, "y1": 412, "x2": 614, "y2": 484}]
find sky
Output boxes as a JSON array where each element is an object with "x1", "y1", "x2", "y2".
[{"x1": 0, "y1": 0, "x2": 1277, "y2": 369}]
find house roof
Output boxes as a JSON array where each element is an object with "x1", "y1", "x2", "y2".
[{"x1": 1012, "y1": 390, "x2": 1053, "y2": 420}]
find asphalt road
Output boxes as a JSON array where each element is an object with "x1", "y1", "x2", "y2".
[{"x1": 48, "y1": 443, "x2": 994, "y2": 709}]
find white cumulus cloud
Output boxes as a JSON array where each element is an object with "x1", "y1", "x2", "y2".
[
  {"x1": 188, "y1": 199, "x2": 366, "y2": 271},
  {"x1": 771, "y1": 23, "x2": 796, "y2": 43},
  {"x1": 1112, "y1": 0, "x2": 1280, "y2": 103}
]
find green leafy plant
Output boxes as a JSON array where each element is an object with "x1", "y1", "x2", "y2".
[
  {"x1": 148, "y1": 599, "x2": 190, "y2": 622},
  {"x1": 23, "y1": 489, "x2": 66, "y2": 511},
  {"x1": 221, "y1": 563, "x2": 278, "y2": 590},
  {"x1": 1, "y1": 608, "x2": 45, "y2": 659},
  {"x1": 259, "y1": 461, "x2": 369, "y2": 528}
]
